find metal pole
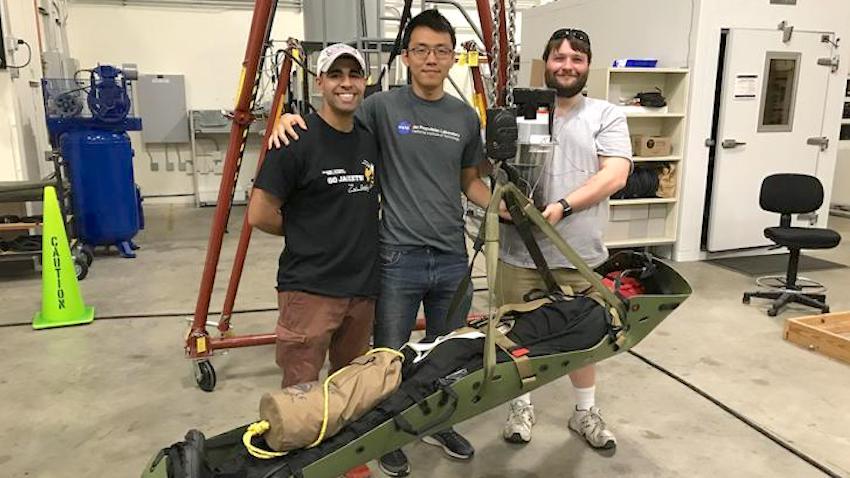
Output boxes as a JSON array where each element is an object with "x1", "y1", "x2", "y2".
[
  {"x1": 187, "y1": 0, "x2": 277, "y2": 358},
  {"x1": 447, "y1": 74, "x2": 471, "y2": 105},
  {"x1": 218, "y1": 51, "x2": 294, "y2": 334},
  {"x1": 222, "y1": 0, "x2": 281, "y2": 233},
  {"x1": 474, "y1": 0, "x2": 495, "y2": 54},
  {"x1": 426, "y1": 0, "x2": 485, "y2": 44},
  {"x1": 473, "y1": 0, "x2": 498, "y2": 102}
]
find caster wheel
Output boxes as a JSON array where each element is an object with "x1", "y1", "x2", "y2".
[
  {"x1": 73, "y1": 255, "x2": 89, "y2": 280},
  {"x1": 767, "y1": 308, "x2": 777, "y2": 317},
  {"x1": 822, "y1": 307, "x2": 830, "y2": 314},
  {"x1": 81, "y1": 245, "x2": 94, "y2": 266},
  {"x1": 194, "y1": 360, "x2": 216, "y2": 392},
  {"x1": 742, "y1": 295, "x2": 750, "y2": 304}
]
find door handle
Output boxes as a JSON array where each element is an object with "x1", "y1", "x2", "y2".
[
  {"x1": 721, "y1": 139, "x2": 746, "y2": 149},
  {"x1": 807, "y1": 136, "x2": 829, "y2": 151}
]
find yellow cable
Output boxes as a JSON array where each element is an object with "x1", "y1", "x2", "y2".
[{"x1": 244, "y1": 348, "x2": 406, "y2": 458}]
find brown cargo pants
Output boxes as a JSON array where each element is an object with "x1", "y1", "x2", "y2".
[{"x1": 275, "y1": 290, "x2": 375, "y2": 388}]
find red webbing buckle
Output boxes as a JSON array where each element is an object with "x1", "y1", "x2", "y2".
[{"x1": 510, "y1": 347, "x2": 529, "y2": 358}]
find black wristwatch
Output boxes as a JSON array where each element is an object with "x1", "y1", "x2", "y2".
[{"x1": 558, "y1": 198, "x2": 573, "y2": 218}]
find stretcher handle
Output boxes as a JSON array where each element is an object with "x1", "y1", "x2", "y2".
[{"x1": 392, "y1": 386, "x2": 459, "y2": 437}]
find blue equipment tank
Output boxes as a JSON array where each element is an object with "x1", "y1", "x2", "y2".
[
  {"x1": 61, "y1": 130, "x2": 142, "y2": 257},
  {"x1": 44, "y1": 64, "x2": 144, "y2": 258}
]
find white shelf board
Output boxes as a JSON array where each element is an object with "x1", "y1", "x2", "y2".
[
  {"x1": 633, "y1": 155, "x2": 682, "y2": 162},
  {"x1": 605, "y1": 236, "x2": 677, "y2": 248},
  {"x1": 625, "y1": 112, "x2": 685, "y2": 118},
  {"x1": 609, "y1": 67, "x2": 689, "y2": 74},
  {"x1": 609, "y1": 198, "x2": 677, "y2": 206}
]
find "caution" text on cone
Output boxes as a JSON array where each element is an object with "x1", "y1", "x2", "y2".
[{"x1": 33, "y1": 186, "x2": 94, "y2": 329}]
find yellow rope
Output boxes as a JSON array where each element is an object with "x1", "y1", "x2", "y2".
[
  {"x1": 245, "y1": 348, "x2": 405, "y2": 459},
  {"x1": 243, "y1": 420, "x2": 286, "y2": 459},
  {"x1": 306, "y1": 348, "x2": 404, "y2": 448}
]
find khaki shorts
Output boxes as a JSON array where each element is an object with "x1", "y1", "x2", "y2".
[
  {"x1": 493, "y1": 260, "x2": 594, "y2": 306},
  {"x1": 275, "y1": 290, "x2": 375, "y2": 388}
]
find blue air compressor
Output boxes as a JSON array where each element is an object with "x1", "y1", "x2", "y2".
[{"x1": 43, "y1": 64, "x2": 144, "y2": 258}]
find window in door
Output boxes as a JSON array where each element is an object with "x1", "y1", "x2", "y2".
[{"x1": 758, "y1": 52, "x2": 801, "y2": 132}]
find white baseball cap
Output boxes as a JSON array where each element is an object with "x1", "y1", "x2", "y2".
[{"x1": 316, "y1": 43, "x2": 366, "y2": 74}]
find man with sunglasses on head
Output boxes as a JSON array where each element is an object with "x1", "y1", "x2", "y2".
[
  {"x1": 496, "y1": 29, "x2": 632, "y2": 450},
  {"x1": 269, "y1": 10, "x2": 492, "y2": 477}
]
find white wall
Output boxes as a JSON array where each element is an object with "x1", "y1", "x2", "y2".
[
  {"x1": 833, "y1": 146, "x2": 850, "y2": 206},
  {"x1": 520, "y1": 0, "x2": 850, "y2": 261},
  {"x1": 519, "y1": 0, "x2": 692, "y2": 84},
  {"x1": 65, "y1": 3, "x2": 304, "y2": 198},
  {"x1": 64, "y1": 3, "x2": 503, "y2": 199},
  {"x1": 4, "y1": 1, "x2": 514, "y2": 199},
  {"x1": 0, "y1": 0, "x2": 50, "y2": 183},
  {"x1": 67, "y1": 4, "x2": 304, "y2": 109}
]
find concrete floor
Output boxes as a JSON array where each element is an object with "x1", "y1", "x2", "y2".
[{"x1": 1, "y1": 204, "x2": 849, "y2": 477}]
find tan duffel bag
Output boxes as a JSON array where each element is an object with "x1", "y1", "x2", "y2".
[{"x1": 244, "y1": 348, "x2": 405, "y2": 457}]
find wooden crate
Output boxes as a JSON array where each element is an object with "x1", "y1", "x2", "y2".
[{"x1": 784, "y1": 312, "x2": 850, "y2": 364}]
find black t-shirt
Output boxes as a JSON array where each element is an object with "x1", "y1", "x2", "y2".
[{"x1": 253, "y1": 113, "x2": 380, "y2": 298}]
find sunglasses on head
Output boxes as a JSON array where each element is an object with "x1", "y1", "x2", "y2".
[{"x1": 550, "y1": 28, "x2": 591, "y2": 46}]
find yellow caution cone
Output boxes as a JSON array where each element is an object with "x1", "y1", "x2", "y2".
[{"x1": 33, "y1": 186, "x2": 94, "y2": 329}]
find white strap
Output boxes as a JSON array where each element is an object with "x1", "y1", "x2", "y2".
[{"x1": 403, "y1": 330, "x2": 486, "y2": 364}]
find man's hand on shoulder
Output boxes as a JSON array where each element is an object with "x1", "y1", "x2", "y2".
[{"x1": 268, "y1": 113, "x2": 308, "y2": 149}]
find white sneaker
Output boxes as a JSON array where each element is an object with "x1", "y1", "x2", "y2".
[
  {"x1": 502, "y1": 400, "x2": 535, "y2": 443},
  {"x1": 568, "y1": 406, "x2": 617, "y2": 449}
]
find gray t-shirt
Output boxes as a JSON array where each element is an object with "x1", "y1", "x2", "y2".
[
  {"x1": 500, "y1": 96, "x2": 632, "y2": 269},
  {"x1": 357, "y1": 86, "x2": 483, "y2": 253}
]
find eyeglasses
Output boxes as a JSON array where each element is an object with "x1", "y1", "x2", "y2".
[
  {"x1": 549, "y1": 28, "x2": 591, "y2": 47},
  {"x1": 406, "y1": 45, "x2": 455, "y2": 60}
]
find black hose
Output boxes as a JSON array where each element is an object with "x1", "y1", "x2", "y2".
[
  {"x1": 0, "y1": 306, "x2": 279, "y2": 329},
  {"x1": 628, "y1": 350, "x2": 843, "y2": 478}
]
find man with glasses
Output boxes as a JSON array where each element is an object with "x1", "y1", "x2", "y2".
[
  {"x1": 497, "y1": 28, "x2": 632, "y2": 450},
  {"x1": 270, "y1": 10, "x2": 491, "y2": 477}
]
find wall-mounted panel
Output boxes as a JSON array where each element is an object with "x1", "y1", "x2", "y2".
[{"x1": 137, "y1": 74, "x2": 189, "y2": 143}]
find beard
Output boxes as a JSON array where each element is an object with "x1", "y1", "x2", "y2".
[{"x1": 545, "y1": 69, "x2": 589, "y2": 98}]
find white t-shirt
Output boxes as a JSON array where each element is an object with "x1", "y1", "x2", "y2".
[{"x1": 500, "y1": 95, "x2": 633, "y2": 269}]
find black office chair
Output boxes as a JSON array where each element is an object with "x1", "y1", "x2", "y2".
[{"x1": 742, "y1": 174, "x2": 842, "y2": 316}]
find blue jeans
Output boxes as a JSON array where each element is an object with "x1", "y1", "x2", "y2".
[{"x1": 374, "y1": 245, "x2": 473, "y2": 349}]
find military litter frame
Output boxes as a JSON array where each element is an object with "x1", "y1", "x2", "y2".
[{"x1": 142, "y1": 172, "x2": 691, "y2": 478}]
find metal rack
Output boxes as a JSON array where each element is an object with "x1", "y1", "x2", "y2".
[{"x1": 0, "y1": 153, "x2": 92, "y2": 278}]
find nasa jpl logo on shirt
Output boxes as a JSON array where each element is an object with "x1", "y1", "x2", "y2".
[{"x1": 396, "y1": 121, "x2": 413, "y2": 135}]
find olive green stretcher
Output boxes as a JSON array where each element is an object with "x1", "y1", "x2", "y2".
[{"x1": 141, "y1": 178, "x2": 691, "y2": 478}]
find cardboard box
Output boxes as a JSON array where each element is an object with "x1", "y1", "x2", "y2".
[
  {"x1": 530, "y1": 59, "x2": 545, "y2": 87},
  {"x1": 631, "y1": 135, "x2": 673, "y2": 157}
]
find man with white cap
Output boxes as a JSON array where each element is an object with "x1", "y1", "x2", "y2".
[{"x1": 249, "y1": 43, "x2": 380, "y2": 404}]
